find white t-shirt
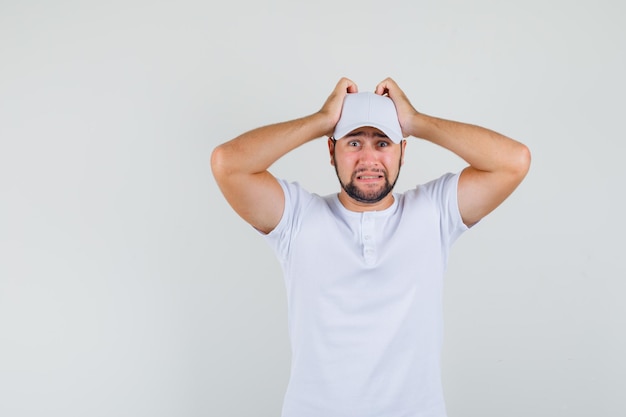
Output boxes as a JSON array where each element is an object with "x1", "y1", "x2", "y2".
[{"x1": 264, "y1": 172, "x2": 469, "y2": 417}]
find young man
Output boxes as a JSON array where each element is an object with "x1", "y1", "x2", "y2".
[{"x1": 211, "y1": 77, "x2": 530, "y2": 417}]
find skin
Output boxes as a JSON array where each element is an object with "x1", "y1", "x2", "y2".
[
  {"x1": 211, "y1": 77, "x2": 531, "y2": 234},
  {"x1": 329, "y1": 127, "x2": 406, "y2": 212}
]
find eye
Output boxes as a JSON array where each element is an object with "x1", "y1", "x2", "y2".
[
  {"x1": 348, "y1": 140, "x2": 360, "y2": 147},
  {"x1": 378, "y1": 141, "x2": 390, "y2": 147}
]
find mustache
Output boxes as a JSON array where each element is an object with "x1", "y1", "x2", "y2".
[{"x1": 352, "y1": 167, "x2": 387, "y2": 179}]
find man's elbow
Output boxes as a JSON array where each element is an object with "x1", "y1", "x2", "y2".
[
  {"x1": 210, "y1": 144, "x2": 232, "y2": 181},
  {"x1": 510, "y1": 143, "x2": 532, "y2": 181}
]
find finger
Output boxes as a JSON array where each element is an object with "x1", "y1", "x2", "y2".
[
  {"x1": 375, "y1": 85, "x2": 389, "y2": 96},
  {"x1": 339, "y1": 77, "x2": 358, "y2": 94},
  {"x1": 375, "y1": 77, "x2": 396, "y2": 96}
]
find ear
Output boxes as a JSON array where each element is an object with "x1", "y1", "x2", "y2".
[
  {"x1": 328, "y1": 138, "x2": 336, "y2": 166},
  {"x1": 400, "y1": 139, "x2": 407, "y2": 166}
]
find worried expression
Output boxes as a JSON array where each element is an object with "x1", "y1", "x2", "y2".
[{"x1": 329, "y1": 127, "x2": 406, "y2": 207}]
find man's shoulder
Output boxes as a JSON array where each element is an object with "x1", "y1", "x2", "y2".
[
  {"x1": 408, "y1": 172, "x2": 460, "y2": 196},
  {"x1": 276, "y1": 178, "x2": 333, "y2": 211},
  {"x1": 396, "y1": 172, "x2": 461, "y2": 209}
]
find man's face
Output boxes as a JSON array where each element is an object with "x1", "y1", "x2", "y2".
[{"x1": 329, "y1": 127, "x2": 406, "y2": 210}]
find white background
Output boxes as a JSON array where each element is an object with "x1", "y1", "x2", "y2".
[{"x1": 1, "y1": 1, "x2": 624, "y2": 416}]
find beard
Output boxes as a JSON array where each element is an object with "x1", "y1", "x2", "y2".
[{"x1": 333, "y1": 157, "x2": 402, "y2": 204}]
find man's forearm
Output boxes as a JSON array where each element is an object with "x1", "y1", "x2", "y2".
[
  {"x1": 212, "y1": 112, "x2": 330, "y2": 177},
  {"x1": 407, "y1": 113, "x2": 529, "y2": 174}
]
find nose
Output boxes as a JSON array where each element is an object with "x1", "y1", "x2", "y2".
[{"x1": 358, "y1": 142, "x2": 379, "y2": 165}]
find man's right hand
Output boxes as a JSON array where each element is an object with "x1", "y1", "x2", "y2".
[{"x1": 318, "y1": 77, "x2": 359, "y2": 137}]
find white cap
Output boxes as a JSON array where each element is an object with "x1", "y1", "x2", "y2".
[{"x1": 333, "y1": 92, "x2": 403, "y2": 143}]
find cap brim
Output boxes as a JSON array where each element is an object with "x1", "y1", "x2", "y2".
[{"x1": 333, "y1": 123, "x2": 403, "y2": 143}]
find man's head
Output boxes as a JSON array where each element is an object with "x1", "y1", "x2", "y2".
[
  {"x1": 329, "y1": 93, "x2": 406, "y2": 211},
  {"x1": 333, "y1": 92, "x2": 404, "y2": 144}
]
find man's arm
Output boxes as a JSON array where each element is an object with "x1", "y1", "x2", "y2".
[
  {"x1": 211, "y1": 78, "x2": 358, "y2": 234},
  {"x1": 376, "y1": 78, "x2": 531, "y2": 227}
]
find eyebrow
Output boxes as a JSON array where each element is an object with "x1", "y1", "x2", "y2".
[{"x1": 346, "y1": 130, "x2": 389, "y2": 138}]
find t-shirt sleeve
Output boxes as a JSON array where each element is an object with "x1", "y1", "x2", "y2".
[
  {"x1": 420, "y1": 171, "x2": 470, "y2": 248},
  {"x1": 262, "y1": 179, "x2": 314, "y2": 263}
]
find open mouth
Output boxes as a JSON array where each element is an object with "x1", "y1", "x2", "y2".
[{"x1": 356, "y1": 174, "x2": 384, "y2": 180}]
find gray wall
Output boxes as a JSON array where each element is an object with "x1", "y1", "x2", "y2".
[{"x1": 1, "y1": 1, "x2": 624, "y2": 416}]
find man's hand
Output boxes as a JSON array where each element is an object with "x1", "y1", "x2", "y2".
[
  {"x1": 375, "y1": 77, "x2": 419, "y2": 138},
  {"x1": 319, "y1": 77, "x2": 359, "y2": 137}
]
